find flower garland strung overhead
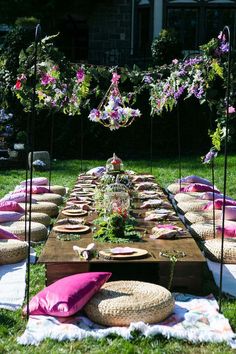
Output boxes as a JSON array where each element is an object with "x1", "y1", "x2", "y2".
[{"x1": 88, "y1": 72, "x2": 141, "y2": 130}]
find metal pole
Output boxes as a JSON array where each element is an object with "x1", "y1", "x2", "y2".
[
  {"x1": 150, "y1": 115, "x2": 153, "y2": 174},
  {"x1": 219, "y1": 26, "x2": 231, "y2": 312},
  {"x1": 177, "y1": 105, "x2": 182, "y2": 190},
  {"x1": 49, "y1": 112, "x2": 54, "y2": 191},
  {"x1": 26, "y1": 23, "x2": 41, "y2": 319}
]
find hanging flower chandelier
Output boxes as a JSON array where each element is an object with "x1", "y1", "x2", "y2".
[{"x1": 88, "y1": 72, "x2": 141, "y2": 130}]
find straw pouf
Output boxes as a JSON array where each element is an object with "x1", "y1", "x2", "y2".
[
  {"x1": 47, "y1": 185, "x2": 67, "y2": 196},
  {"x1": 19, "y1": 212, "x2": 51, "y2": 226},
  {"x1": 174, "y1": 192, "x2": 204, "y2": 203},
  {"x1": 185, "y1": 210, "x2": 222, "y2": 224},
  {"x1": 189, "y1": 222, "x2": 217, "y2": 240},
  {"x1": 0, "y1": 239, "x2": 28, "y2": 264},
  {"x1": 166, "y1": 183, "x2": 187, "y2": 195},
  {"x1": 31, "y1": 193, "x2": 63, "y2": 205},
  {"x1": 0, "y1": 221, "x2": 48, "y2": 242},
  {"x1": 177, "y1": 200, "x2": 208, "y2": 214},
  {"x1": 84, "y1": 280, "x2": 174, "y2": 327},
  {"x1": 19, "y1": 201, "x2": 59, "y2": 217},
  {"x1": 204, "y1": 239, "x2": 236, "y2": 264}
]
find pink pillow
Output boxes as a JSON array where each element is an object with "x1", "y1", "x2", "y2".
[
  {"x1": 225, "y1": 206, "x2": 236, "y2": 221},
  {"x1": 204, "y1": 199, "x2": 236, "y2": 210},
  {"x1": 217, "y1": 223, "x2": 236, "y2": 238},
  {"x1": 20, "y1": 177, "x2": 48, "y2": 186},
  {"x1": 180, "y1": 175, "x2": 213, "y2": 186},
  {"x1": 0, "y1": 201, "x2": 25, "y2": 212},
  {"x1": 0, "y1": 211, "x2": 23, "y2": 222},
  {"x1": 13, "y1": 186, "x2": 50, "y2": 194},
  {"x1": 181, "y1": 183, "x2": 220, "y2": 193},
  {"x1": 23, "y1": 272, "x2": 112, "y2": 317},
  {"x1": 0, "y1": 227, "x2": 19, "y2": 240},
  {"x1": 201, "y1": 192, "x2": 233, "y2": 201},
  {"x1": 1, "y1": 192, "x2": 35, "y2": 203}
]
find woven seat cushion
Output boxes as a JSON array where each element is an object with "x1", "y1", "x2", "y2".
[
  {"x1": 166, "y1": 183, "x2": 188, "y2": 195},
  {"x1": 19, "y1": 212, "x2": 51, "y2": 226},
  {"x1": 0, "y1": 239, "x2": 28, "y2": 264},
  {"x1": 184, "y1": 210, "x2": 222, "y2": 224},
  {"x1": 84, "y1": 280, "x2": 174, "y2": 327},
  {"x1": 189, "y1": 222, "x2": 218, "y2": 240},
  {"x1": 174, "y1": 192, "x2": 204, "y2": 203},
  {"x1": 46, "y1": 185, "x2": 66, "y2": 196},
  {"x1": 19, "y1": 201, "x2": 59, "y2": 217},
  {"x1": 204, "y1": 239, "x2": 236, "y2": 264},
  {"x1": 31, "y1": 193, "x2": 63, "y2": 205},
  {"x1": 177, "y1": 200, "x2": 208, "y2": 214},
  {"x1": 0, "y1": 221, "x2": 48, "y2": 242}
]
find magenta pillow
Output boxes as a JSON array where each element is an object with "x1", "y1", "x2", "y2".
[
  {"x1": 13, "y1": 186, "x2": 50, "y2": 194},
  {"x1": 217, "y1": 223, "x2": 236, "y2": 238},
  {"x1": 180, "y1": 175, "x2": 213, "y2": 186},
  {"x1": 204, "y1": 199, "x2": 236, "y2": 210},
  {"x1": 0, "y1": 201, "x2": 25, "y2": 212},
  {"x1": 0, "y1": 227, "x2": 19, "y2": 240},
  {"x1": 0, "y1": 211, "x2": 23, "y2": 222},
  {"x1": 181, "y1": 183, "x2": 220, "y2": 193},
  {"x1": 20, "y1": 177, "x2": 48, "y2": 186},
  {"x1": 23, "y1": 272, "x2": 112, "y2": 317}
]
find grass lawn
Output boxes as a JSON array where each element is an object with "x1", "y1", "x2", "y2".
[{"x1": 0, "y1": 155, "x2": 235, "y2": 353}]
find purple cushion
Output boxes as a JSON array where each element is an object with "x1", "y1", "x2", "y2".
[
  {"x1": 86, "y1": 166, "x2": 105, "y2": 176},
  {"x1": 0, "y1": 201, "x2": 25, "y2": 212},
  {"x1": 0, "y1": 227, "x2": 19, "y2": 240},
  {"x1": 13, "y1": 186, "x2": 50, "y2": 194},
  {"x1": 225, "y1": 206, "x2": 236, "y2": 221},
  {"x1": 201, "y1": 192, "x2": 233, "y2": 201},
  {"x1": 181, "y1": 183, "x2": 220, "y2": 193},
  {"x1": 1, "y1": 192, "x2": 35, "y2": 203},
  {"x1": 23, "y1": 272, "x2": 112, "y2": 317},
  {"x1": 204, "y1": 199, "x2": 236, "y2": 210},
  {"x1": 0, "y1": 211, "x2": 23, "y2": 222},
  {"x1": 180, "y1": 175, "x2": 213, "y2": 186},
  {"x1": 20, "y1": 177, "x2": 49, "y2": 186}
]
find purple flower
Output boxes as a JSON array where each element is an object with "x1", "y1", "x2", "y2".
[
  {"x1": 143, "y1": 75, "x2": 153, "y2": 84},
  {"x1": 202, "y1": 149, "x2": 218, "y2": 164},
  {"x1": 174, "y1": 86, "x2": 185, "y2": 99},
  {"x1": 41, "y1": 73, "x2": 56, "y2": 85},
  {"x1": 228, "y1": 106, "x2": 235, "y2": 114},
  {"x1": 220, "y1": 42, "x2": 229, "y2": 53},
  {"x1": 88, "y1": 109, "x2": 100, "y2": 121},
  {"x1": 76, "y1": 69, "x2": 85, "y2": 83}
]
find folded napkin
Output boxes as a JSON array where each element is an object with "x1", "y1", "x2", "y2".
[
  {"x1": 140, "y1": 199, "x2": 163, "y2": 209},
  {"x1": 137, "y1": 191, "x2": 161, "y2": 200},
  {"x1": 56, "y1": 218, "x2": 85, "y2": 225},
  {"x1": 144, "y1": 209, "x2": 177, "y2": 221},
  {"x1": 150, "y1": 224, "x2": 183, "y2": 239},
  {"x1": 135, "y1": 182, "x2": 158, "y2": 191},
  {"x1": 132, "y1": 175, "x2": 155, "y2": 183},
  {"x1": 73, "y1": 243, "x2": 96, "y2": 260}
]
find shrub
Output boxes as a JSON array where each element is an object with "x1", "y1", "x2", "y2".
[{"x1": 151, "y1": 29, "x2": 182, "y2": 66}]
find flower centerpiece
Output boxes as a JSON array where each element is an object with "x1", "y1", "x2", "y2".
[{"x1": 88, "y1": 72, "x2": 141, "y2": 130}]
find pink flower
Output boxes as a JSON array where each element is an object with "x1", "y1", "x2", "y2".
[
  {"x1": 218, "y1": 31, "x2": 226, "y2": 42},
  {"x1": 41, "y1": 73, "x2": 56, "y2": 86},
  {"x1": 228, "y1": 106, "x2": 235, "y2": 114},
  {"x1": 15, "y1": 80, "x2": 21, "y2": 90},
  {"x1": 76, "y1": 69, "x2": 85, "y2": 83},
  {"x1": 112, "y1": 72, "x2": 120, "y2": 85},
  {"x1": 172, "y1": 59, "x2": 178, "y2": 65}
]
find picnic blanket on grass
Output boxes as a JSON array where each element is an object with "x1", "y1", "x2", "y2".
[
  {"x1": 17, "y1": 293, "x2": 236, "y2": 348},
  {"x1": 0, "y1": 248, "x2": 36, "y2": 311}
]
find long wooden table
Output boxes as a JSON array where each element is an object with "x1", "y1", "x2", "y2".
[{"x1": 39, "y1": 177, "x2": 206, "y2": 294}]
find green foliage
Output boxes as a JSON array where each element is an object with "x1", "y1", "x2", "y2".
[
  {"x1": 209, "y1": 124, "x2": 222, "y2": 151},
  {"x1": 151, "y1": 29, "x2": 182, "y2": 66}
]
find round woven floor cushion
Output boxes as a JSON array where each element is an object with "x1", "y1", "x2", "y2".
[
  {"x1": 189, "y1": 222, "x2": 218, "y2": 240},
  {"x1": 1, "y1": 221, "x2": 47, "y2": 242},
  {"x1": 0, "y1": 239, "x2": 28, "y2": 264},
  {"x1": 166, "y1": 182, "x2": 189, "y2": 195},
  {"x1": 31, "y1": 193, "x2": 63, "y2": 205},
  {"x1": 204, "y1": 239, "x2": 236, "y2": 264},
  {"x1": 19, "y1": 202, "x2": 59, "y2": 217},
  {"x1": 46, "y1": 185, "x2": 66, "y2": 196},
  {"x1": 177, "y1": 200, "x2": 208, "y2": 214},
  {"x1": 84, "y1": 280, "x2": 174, "y2": 327},
  {"x1": 174, "y1": 192, "x2": 204, "y2": 203},
  {"x1": 185, "y1": 210, "x2": 222, "y2": 224},
  {"x1": 19, "y1": 212, "x2": 51, "y2": 226}
]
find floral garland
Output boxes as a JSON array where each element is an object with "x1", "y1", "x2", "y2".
[{"x1": 88, "y1": 72, "x2": 141, "y2": 130}]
